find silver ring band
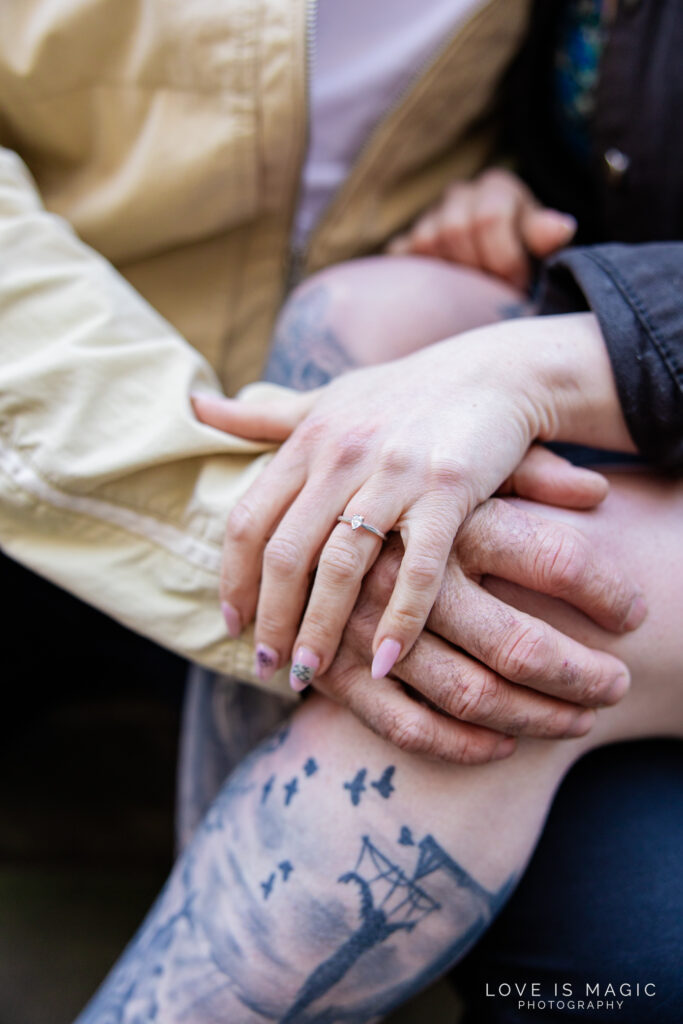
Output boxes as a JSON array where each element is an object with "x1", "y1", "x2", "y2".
[{"x1": 337, "y1": 514, "x2": 387, "y2": 541}]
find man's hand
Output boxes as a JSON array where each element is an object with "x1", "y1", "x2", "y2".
[
  {"x1": 388, "y1": 169, "x2": 577, "y2": 292},
  {"x1": 313, "y1": 499, "x2": 646, "y2": 764}
]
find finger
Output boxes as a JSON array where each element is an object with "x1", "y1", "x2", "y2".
[
  {"x1": 219, "y1": 441, "x2": 307, "y2": 637},
  {"x1": 520, "y1": 207, "x2": 577, "y2": 258},
  {"x1": 408, "y1": 210, "x2": 444, "y2": 258},
  {"x1": 191, "y1": 390, "x2": 317, "y2": 442},
  {"x1": 437, "y1": 186, "x2": 481, "y2": 267},
  {"x1": 316, "y1": 660, "x2": 516, "y2": 765},
  {"x1": 498, "y1": 446, "x2": 609, "y2": 508},
  {"x1": 252, "y1": 476, "x2": 362, "y2": 686},
  {"x1": 455, "y1": 499, "x2": 647, "y2": 633},
  {"x1": 470, "y1": 190, "x2": 531, "y2": 290},
  {"x1": 396, "y1": 628, "x2": 596, "y2": 738},
  {"x1": 386, "y1": 233, "x2": 412, "y2": 255},
  {"x1": 289, "y1": 488, "x2": 403, "y2": 690},
  {"x1": 428, "y1": 573, "x2": 630, "y2": 708},
  {"x1": 371, "y1": 500, "x2": 460, "y2": 679}
]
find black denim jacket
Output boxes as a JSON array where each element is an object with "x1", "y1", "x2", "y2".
[{"x1": 509, "y1": 0, "x2": 683, "y2": 469}]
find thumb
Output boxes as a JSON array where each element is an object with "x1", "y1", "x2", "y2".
[
  {"x1": 498, "y1": 446, "x2": 609, "y2": 510},
  {"x1": 521, "y1": 207, "x2": 578, "y2": 257},
  {"x1": 191, "y1": 388, "x2": 318, "y2": 442}
]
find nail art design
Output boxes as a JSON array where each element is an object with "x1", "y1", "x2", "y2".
[
  {"x1": 255, "y1": 643, "x2": 278, "y2": 682},
  {"x1": 290, "y1": 648, "x2": 320, "y2": 692}
]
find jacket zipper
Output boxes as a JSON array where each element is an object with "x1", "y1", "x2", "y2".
[
  {"x1": 285, "y1": 0, "x2": 317, "y2": 293},
  {"x1": 288, "y1": 0, "x2": 496, "y2": 288}
]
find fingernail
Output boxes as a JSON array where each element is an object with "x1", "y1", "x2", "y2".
[
  {"x1": 549, "y1": 211, "x2": 578, "y2": 234},
  {"x1": 254, "y1": 643, "x2": 278, "y2": 683},
  {"x1": 371, "y1": 638, "x2": 402, "y2": 680},
  {"x1": 290, "y1": 647, "x2": 320, "y2": 692},
  {"x1": 565, "y1": 709, "x2": 596, "y2": 738},
  {"x1": 624, "y1": 593, "x2": 647, "y2": 631},
  {"x1": 603, "y1": 672, "x2": 630, "y2": 705},
  {"x1": 492, "y1": 737, "x2": 516, "y2": 761},
  {"x1": 221, "y1": 601, "x2": 241, "y2": 639}
]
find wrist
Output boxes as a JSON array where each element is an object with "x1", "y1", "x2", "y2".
[{"x1": 474, "y1": 313, "x2": 636, "y2": 452}]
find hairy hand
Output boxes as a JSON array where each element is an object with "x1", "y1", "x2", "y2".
[
  {"x1": 388, "y1": 169, "x2": 577, "y2": 291},
  {"x1": 193, "y1": 309, "x2": 631, "y2": 698},
  {"x1": 313, "y1": 499, "x2": 645, "y2": 764}
]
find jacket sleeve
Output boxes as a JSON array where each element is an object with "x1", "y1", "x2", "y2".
[
  {"x1": 539, "y1": 243, "x2": 683, "y2": 472},
  {"x1": 0, "y1": 146, "x2": 294, "y2": 697}
]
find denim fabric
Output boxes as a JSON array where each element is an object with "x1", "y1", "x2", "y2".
[{"x1": 454, "y1": 740, "x2": 683, "y2": 1023}]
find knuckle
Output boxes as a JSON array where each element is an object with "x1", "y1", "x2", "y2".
[
  {"x1": 404, "y1": 551, "x2": 444, "y2": 592},
  {"x1": 264, "y1": 535, "x2": 305, "y2": 578},
  {"x1": 296, "y1": 414, "x2": 327, "y2": 447},
  {"x1": 488, "y1": 251, "x2": 522, "y2": 279},
  {"x1": 428, "y1": 456, "x2": 468, "y2": 490},
  {"x1": 320, "y1": 539, "x2": 364, "y2": 586},
  {"x1": 535, "y1": 526, "x2": 588, "y2": 594},
  {"x1": 471, "y1": 208, "x2": 503, "y2": 234},
  {"x1": 385, "y1": 710, "x2": 431, "y2": 755},
  {"x1": 379, "y1": 445, "x2": 412, "y2": 475},
  {"x1": 452, "y1": 671, "x2": 499, "y2": 721},
  {"x1": 225, "y1": 501, "x2": 258, "y2": 545},
  {"x1": 447, "y1": 729, "x2": 496, "y2": 766},
  {"x1": 389, "y1": 602, "x2": 428, "y2": 634},
  {"x1": 255, "y1": 608, "x2": 288, "y2": 638},
  {"x1": 479, "y1": 167, "x2": 514, "y2": 189},
  {"x1": 331, "y1": 429, "x2": 372, "y2": 470},
  {"x1": 496, "y1": 624, "x2": 550, "y2": 682},
  {"x1": 443, "y1": 216, "x2": 471, "y2": 243}
]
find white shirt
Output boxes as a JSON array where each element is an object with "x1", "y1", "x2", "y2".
[{"x1": 294, "y1": 0, "x2": 486, "y2": 245}]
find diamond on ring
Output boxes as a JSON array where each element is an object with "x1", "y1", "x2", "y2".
[{"x1": 337, "y1": 514, "x2": 387, "y2": 541}]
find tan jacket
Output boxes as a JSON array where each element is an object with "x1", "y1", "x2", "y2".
[{"x1": 0, "y1": 0, "x2": 530, "y2": 694}]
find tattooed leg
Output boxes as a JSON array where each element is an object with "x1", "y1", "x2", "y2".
[
  {"x1": 78, "y1": 472, "x2": 683, "y2": 1023},
  {"x1": 267, "y1": 255, "x2": 527, "y2": 383}
]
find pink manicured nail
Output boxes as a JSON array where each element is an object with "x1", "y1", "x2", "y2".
[
  {"x1": 221, "y1": 601, "x2": 241, "y2": 639},
  {"x1": 624, "y1": 593, "x2": 647, "y2": 631},
  {"x1": 254, "y1": 643, "x2": 278, "y2": 683},
  {"x1": 371, "y1": 638, "x2": 402, "y2": 680},
  {"x1": 290, "y1": 647, "x2": 320, "y2": 692}
]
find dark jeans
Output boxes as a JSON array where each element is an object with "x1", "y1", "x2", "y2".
[{"x1": 455, "y1": 739, "x2": 683, "y2": 1023}]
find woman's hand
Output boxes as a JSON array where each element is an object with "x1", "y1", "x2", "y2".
[
  {"x1": 192, "y1": 313, "x2": 635, "y2": 692},
  {"x1": 387, "y1": 169, "x2": 577, "y2": 291}
]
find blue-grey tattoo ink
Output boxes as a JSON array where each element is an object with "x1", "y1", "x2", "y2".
[
  {"x1": 279, "y1": 860, "x2": 294, "y2": 882},
  {"x1": 303, "y1": 757, "x2": 319, "y2": 777},
  {"x1": 77, "y1": 722, "x2": 517, "y2": 1024},
  {"x1": 343, "y1": 769, "x2": 367, "y2": 807},
  {"x1": 265, "y1": 285, "x2": 355, "y2": 391},
  {"x1": 284, "y1": 777, "x2": 299, "y2": 806},
  {"x1": 262, "y1": 775, "x2": 275, "y2": 804},
  {"x1": 261, "y1": 872, "x2": 276, "y2": 900},
  {"x1": 371, "y1": 766, "x2": 396, "y2": 799},
  {"x1": 398, "y1": 826, "x2": 415, "y2": 846},
  {"x1": 280, "y1": 831, "x2": 511, "y2": 1022}
]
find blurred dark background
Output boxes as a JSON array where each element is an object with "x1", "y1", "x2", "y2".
[{"x1": 0, "y1": 551, "x2": 187, "y2": 1024}]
